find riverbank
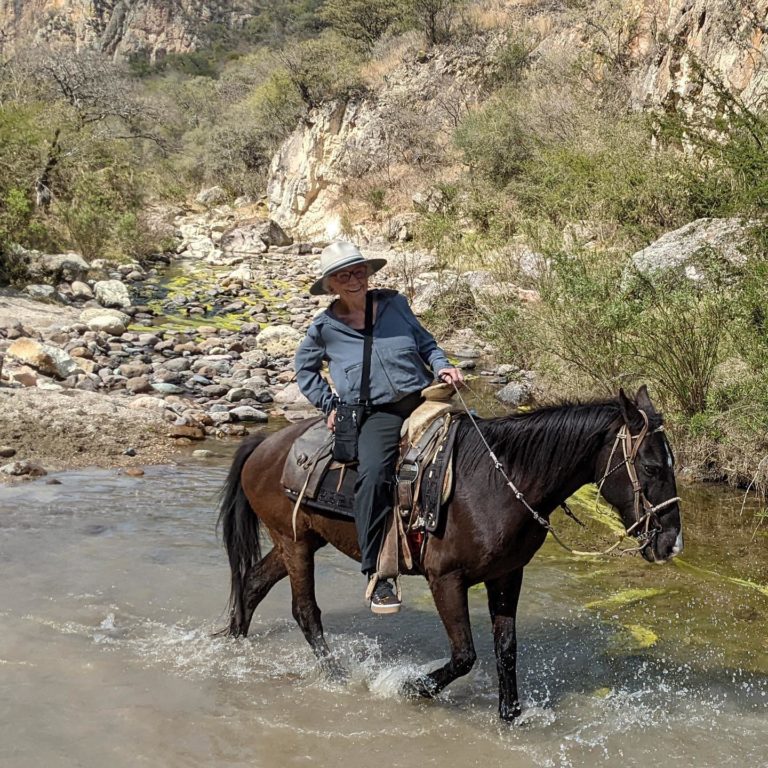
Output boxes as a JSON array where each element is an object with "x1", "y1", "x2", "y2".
[{"x1": 0, "y1": 206, "x2": 514, "y2": 480}]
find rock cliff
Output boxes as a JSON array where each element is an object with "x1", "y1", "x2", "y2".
[
  {"x1": 0, "y1": 0, "x2": 248, "y2": 61},
  {"x1": 268, "y1": 0, "x2": 768, "y2": 238}
]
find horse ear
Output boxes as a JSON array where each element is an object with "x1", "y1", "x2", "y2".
[
  {"x1": 635, "y1": 384, "x2": 654, "y2": 412},
  {"x1": 618, "y1": 388, "x2": 643, "y2": 428}
]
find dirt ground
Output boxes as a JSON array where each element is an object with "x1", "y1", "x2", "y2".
[{"x1": 0, "y1": 387, "x2": 185, "y2": 478}]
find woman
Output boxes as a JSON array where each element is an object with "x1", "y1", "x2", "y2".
[{"x1": 294, "y1": 241, "x2": 463, "y2": 614}]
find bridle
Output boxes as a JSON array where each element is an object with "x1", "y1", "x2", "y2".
[
  {"x1": 450, "y1": 381, "x2": 681, "y2": 557},
  {"x1": 596, "y1": 409, "x2": 682, "y2": 552}
]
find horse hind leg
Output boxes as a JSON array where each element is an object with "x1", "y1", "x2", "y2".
[
  {"x1": 402, "y1": 571, "x2": 476, "y2": 699},
  {"x1": 226, "y1": 548, "x2": 288, "y2": 638},
  {"x1": 277, "y1": 532, "x2": 343, "y2": 679}
]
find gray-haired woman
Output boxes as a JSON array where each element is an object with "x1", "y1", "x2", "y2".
[{"x1": 294, "y1": 241, "x2": 463, "y2": 614}]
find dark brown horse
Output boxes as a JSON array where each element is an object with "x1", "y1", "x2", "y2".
[{"x1": 218, "y1": 385, "x2": 683, "y2": 721}]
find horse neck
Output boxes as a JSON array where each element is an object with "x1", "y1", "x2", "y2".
[{"x1": 495, "y1": 404, "x2": 619, "y2": 515}]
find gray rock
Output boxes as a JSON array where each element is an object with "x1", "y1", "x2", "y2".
[
  {"x1": 151, "y1": 382, "x2": 186, "y2": 395},
  {"x1": 495, "y1": 380, "x2": 533, "y2": 407},
  {"x1": 230, "y1": 406, "x2": 269, "y2": 422},
  {"x1": 70, "y1": 281, "x2": 94, "y2": 300},
  {"x1": 195, "y1": 186, "x2": 228, "y2": 206},
  {"x1": 24, "y1": 284, "x2": 59, "y2": 301},
  {"x1": 226, "y1": 387, "x2": 255, "y2": 402},
  {"x1": 257, "y1": 325, "x2": 303, "y2": 357},
  {"x1": 630, "y1": 218, "x2": 752, "y2": 281},
  {"x1": 0, "y1": 460, "x2": 47, "y2": 477},
  {"x1": 87, "y1": 315, "x2": 126, "y2": 335},
  {"x1": 27, "y1": 251, "x2": 90, "y2": 283},
  {"x1": 161, "y1": 357, "x2": 192, "y2": 373},
  {"x1": 79, "y1": 307, "x2": 130, "y2": 326},
  {"x1": 240, "y1": 349, "x2": 269, "y2": 368},
  {"x1": 93, "y1": 280, "x2": 132, "y2": 309}
]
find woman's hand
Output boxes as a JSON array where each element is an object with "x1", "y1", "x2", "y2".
[
  {"x1": 437, "y1": 367, "x2": 464, "y2": 387},
  {"x1": 326, "y1": 410, "x2": 336, "y2": 431}
]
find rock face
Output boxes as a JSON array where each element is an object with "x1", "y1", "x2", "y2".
[
  {"x1": 268, "y1": 100, "x2": 384, "y2": 240},
  {"x1": 268, "y1": 35, "x2": 499, "y2": 239},
  {"x1": 627, "y1": 0, "x2": 768, "y2": 108},
  {"x1": 0, "y1": 0, "x2": 251, "y2": 63}
]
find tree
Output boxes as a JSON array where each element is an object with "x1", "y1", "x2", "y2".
[
  {"x1": 320, "y1": 0, "x2": 401, "y2": 51},
  {"x1": 408, "y1": 0, "x2": 460, "y2": 46}
]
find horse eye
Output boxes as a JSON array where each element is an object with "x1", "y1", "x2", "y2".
[{"x1": 643, "y1": 464, "x2": 661, "y2": 475}]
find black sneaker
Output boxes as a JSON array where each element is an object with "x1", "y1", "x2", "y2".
[{"x1": 369, "y1": 578, "x2": 401, "y2": 615}]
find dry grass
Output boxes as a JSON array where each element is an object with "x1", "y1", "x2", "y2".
[{"x1": 361, "y1": 31, "x2": 423, "y2": 89}]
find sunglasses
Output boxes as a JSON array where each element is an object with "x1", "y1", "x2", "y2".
[{"x1": 331, "y1": 266, "x2": 368, "y2": 284}]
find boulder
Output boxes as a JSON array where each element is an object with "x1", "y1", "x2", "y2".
[
  {"x1": 256, "y1": 325, "x2": 303, "y2": 357},
  {"x1": 0, "y1": 460, "x2": 47, "y2": 477},
  {"x1": 94, "y1": 280, "x2": 131, "y2": 309},
  {"x1": 6, "y1": 338, "x2": 83, "y2": 379},
  {"x1": 70, "y1": 281, "x2": 94, "y2": 300},
  {"x1": 24, "y1": 284, "x2": 60, "y2": 301},
  {"x1": 26, "y1": 251, "x2": 90, "y2": 283},
  {"x1": 629, "y1": 218, "x2": 752, "y2": 281},
  {"x1": 495, "y1": 378, "x2": 534, "y2": 407},
  {"x1": 86, "y1": 315, "x2": 126, "y2": 335},
  {"x1": 221, "y1": 218, "x2": 292, "y2": 254},
  {"x1": 79, "y1": 307, "x2": 131, "y2": 326},
  {"x1": 272, "y1": 382, "x2": 305, "y2": 405},
  {"x1": 195, "y1": 186, "x2": 228, "y2": 206}
]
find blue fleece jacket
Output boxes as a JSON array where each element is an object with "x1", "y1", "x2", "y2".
[{"x1": 294, "y1": 289, "x2": 450, "y2": 414}]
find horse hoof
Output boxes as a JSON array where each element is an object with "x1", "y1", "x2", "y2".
[
  {"x1": 319, "y1": 657, "x2": 347, "y2": 683},
  {"x1": 499, "y1": 703, "x2": 522, "y2": 723},
  {"x1": 401, "y1": 677, "x2": 436, "y2": 699}
]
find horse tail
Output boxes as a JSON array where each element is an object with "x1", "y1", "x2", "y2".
[{"x1": 217, "y1": 433, "x2": 267, "y2": 635}]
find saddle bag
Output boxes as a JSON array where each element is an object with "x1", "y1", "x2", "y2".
[{"x1": 332, "y1": 403, "x2": 365, "y2": 463}]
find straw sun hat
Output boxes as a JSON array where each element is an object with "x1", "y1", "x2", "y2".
[{"x1": 309, "y1": 241, "x2": 387, "y2": 296}]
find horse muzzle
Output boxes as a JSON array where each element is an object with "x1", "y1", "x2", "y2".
[{"x1": 642, "y1": 527, "x2": 684, "y2": 564}]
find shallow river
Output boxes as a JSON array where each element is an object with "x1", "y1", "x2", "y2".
[{"x1": 1, "y1": 446, "x2": 767, "y2": 768}]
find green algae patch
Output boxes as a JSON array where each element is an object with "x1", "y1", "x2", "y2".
[
  {"x1": 585, "y1": 587, "x2": 667, "y2": 610},
  {"x1": 606, "y1": 623, "x2": 658, "y2": 655},
  {"x1": 566, "y1": 485, "x2": 624, "y2": 535},
  {"x1": 674, "y1": 558, "x2": 768, "y2": 598}
]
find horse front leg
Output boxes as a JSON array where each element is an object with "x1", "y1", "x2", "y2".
[
  {"x1": 403, "y1": 571, "x2": 476, "y2": 698},
  {"x1": 486, "y1": 568, "x2": 524, "y2": 721}
]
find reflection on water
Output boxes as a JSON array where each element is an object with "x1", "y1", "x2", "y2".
[{"x1": 0, "y1": 457, "x2": 767, "y2": 768}]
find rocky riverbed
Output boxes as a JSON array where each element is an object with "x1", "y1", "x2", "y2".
[{"x1": 0, "y1": 202, "x2": 533, "y2": 481}]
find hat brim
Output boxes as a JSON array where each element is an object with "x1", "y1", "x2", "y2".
[{"x1": 309, "y1": 257, "x2": 387, "y2": 296}]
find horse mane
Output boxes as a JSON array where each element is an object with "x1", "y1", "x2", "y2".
[{"x1": 455, "y1": 398, "x2": 662, "y2": 496}]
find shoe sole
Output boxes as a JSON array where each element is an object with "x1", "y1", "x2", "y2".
[{"x1": 370, "y1": 602, "x2": 401, "y2": 615}]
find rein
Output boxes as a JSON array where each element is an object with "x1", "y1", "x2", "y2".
[{"x1": 450, "y1": 383, "x2": 681, "y2": 558}]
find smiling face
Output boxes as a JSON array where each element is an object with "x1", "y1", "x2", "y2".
[{"x1": 326, "y1": 264, "x2": 370, "y2": 301}]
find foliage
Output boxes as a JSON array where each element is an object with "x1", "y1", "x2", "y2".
[
  {"x1": 407, "y1": 0, "x2": 463, "y2": 45},
  {"x1": 320, "y1": 0, "x2": 404, "y2": 51},
  {"x1": 278, "y1": 33, "x2": 366, "y2": 107}
]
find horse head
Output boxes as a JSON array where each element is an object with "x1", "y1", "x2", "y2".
[{"x1": 595, "y1": 385, "x2": 683, "y2": 563}]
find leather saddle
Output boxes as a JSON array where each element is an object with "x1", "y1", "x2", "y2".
[{"x1": 280, "y1": 403, "x2": 461, "y2": 535}]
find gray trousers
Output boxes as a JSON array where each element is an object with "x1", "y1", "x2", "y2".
[{"x1": 354, "y1": 392, "x2": 422, "y2": 575}]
